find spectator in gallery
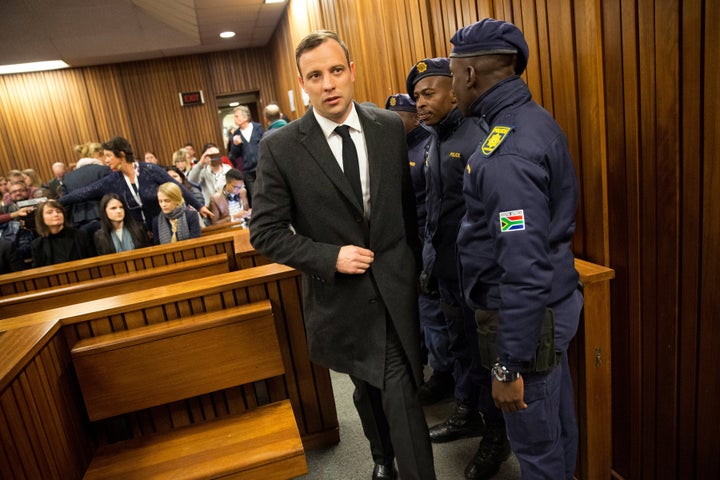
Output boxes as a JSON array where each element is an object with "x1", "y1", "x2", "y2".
[
  {"x1": 94, "y1": 193, "x2": 151, "y2": 255},
  {"x1": 31, "y1": 200, "x2": 95, "y2": 267},
  {"x1": 208, "y1": 168, "x2": 250, "y2": 224},
  {"x1": 152, "y1": 182, "x2": 202, "y2": 244}
]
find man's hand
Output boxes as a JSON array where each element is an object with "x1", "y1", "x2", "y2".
[
  {"x1": 232, "y1": 135, "x2": 243, "y2": 146},
  {"x1": 199, "y1": 206, "x2": 214, "y2": 219},
  {"x1": 492, "y1": 376, "x2": 528, "y2": 413},
  {"x1": 336, "y1": 245, "x2": 374, "y2": 274},
  {"x1": 199, "y1": 147, "x2": 220, "y2": 165}
]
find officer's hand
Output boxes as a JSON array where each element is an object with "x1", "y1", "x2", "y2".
[
  {"x1": 492, "y1": 376, "x2": 528, "y2": 413},
  {"x1": 336, "y1": 245, "x2": 374, "y2": 274}
]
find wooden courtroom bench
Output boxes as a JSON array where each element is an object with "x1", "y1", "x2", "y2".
[
  {"x1": 71, "y1": 300, "x2": 307, "y2": 479},
  {"x1": 201, "y1": 219, "x2": 248, "y2": 236},
  {"x1": 0, "y1": 230, "x2": 240, "y2": 297},
  {"x1": 0, "y1": 254, "x2": 229, "y2": 318}
]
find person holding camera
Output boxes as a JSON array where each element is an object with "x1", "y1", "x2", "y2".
[{"x1": 187, "y1": 143, "x2": 231, "y2": 206}]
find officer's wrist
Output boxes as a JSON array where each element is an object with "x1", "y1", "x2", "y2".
[{"x1": 492, "y1": 361, "x2": 521, "y2": 383}]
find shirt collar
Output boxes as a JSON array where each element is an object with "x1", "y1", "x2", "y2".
[{"x1": 313, "y1": 102, "x2": 363, "y2": 140}]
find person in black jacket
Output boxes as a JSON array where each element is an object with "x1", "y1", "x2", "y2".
[
  {"x1": 31, "y1": 200, "x2": 95, "y2": 267},
  {"x1": 94, "y1": 193, "x2": 151, "y2": 255}
]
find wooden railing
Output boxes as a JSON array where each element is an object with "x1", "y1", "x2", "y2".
[
  {"x1": 573, "y1": 258, "x2": 615, "y2": 480},
  {"x1": 0, "y1": 230, "x2": 245, "y2": 297}
]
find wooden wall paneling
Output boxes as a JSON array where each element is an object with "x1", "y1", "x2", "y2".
[
  {"x1": 653, "y1": 2, "x2": 681, "y2": 479},
  {"x1": 0, "y1": 74, "x2": 62, "y2": 179},
  {"x1": 622, "y1": 0, "x2": 643, "y2": 476},
  {"x1": 637, "y1": 1, "x2": 659, "y2": 478},
  {"x1": 696, "y1": 1, "x2": 720, "y2": 478},
  {"x1": 80, "y1": 65, "x2": 133, "y2": 147},
  {"x1": 572, "y1": 0, "x2": 608, "y2": 262},
  {"x1": 43, "y1": 70, "x2": 98, "y2": 170},
  {"x1": 676, "y1": 0, "x2": 702, "y2": 477},
  {"x1": 602, "y1": 0, "x2": 633, "y2": 476}
]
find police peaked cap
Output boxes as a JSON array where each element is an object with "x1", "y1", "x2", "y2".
[
  {"x1": 450, "y1": 18, "x2": 529, "y2": 75},
  {"x1": 385, "y1": 93, "x2": 416, "y2": 112},
  {"x1": 405, "y1": 58, "x2": 452, "y2": 96}
]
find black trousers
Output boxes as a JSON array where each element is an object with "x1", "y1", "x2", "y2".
[{"x1": 350, "y1": 320, "x2": 436, "y2": 480}]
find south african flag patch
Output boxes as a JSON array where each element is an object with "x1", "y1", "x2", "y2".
[{"x1": 499, "y1": 210, "x2": 525, "y2": 232}]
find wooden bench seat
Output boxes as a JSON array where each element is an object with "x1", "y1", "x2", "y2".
[
  {"x1": 0, "y1": 230, "x2": 240, "y2": 296},
  {"x1": 71, "y1": 300, "x2": 307, "y2": 480},
  {"x1": 0, "y1": 254, "x2": 229, "y2": 317}
]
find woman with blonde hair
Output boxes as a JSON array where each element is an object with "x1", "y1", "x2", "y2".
[
  {"x1": 74, "y1": 141, "x2": 103, "y2": 160},
  {"x1": 152, "y1": 182, "x2": 201, "y2": 244},
  {"x1": 172, "y1": 148, "x2": 191, "y2": 175}
]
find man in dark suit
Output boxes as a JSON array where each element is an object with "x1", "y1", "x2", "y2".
[{"x1": 250, "y1": 30, "x2": 436, "y2": 480}]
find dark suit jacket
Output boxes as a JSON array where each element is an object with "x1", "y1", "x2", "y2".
[
  {"x1": 250, "y1": 103, "x2": 421, "y2": 388},
  {"x1": 62, "y1": 164, "x2": 112, "y2": 225}
]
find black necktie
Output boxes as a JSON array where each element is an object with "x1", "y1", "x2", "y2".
[{"x1": 335, "y1": 125, "x2": 363, "y2": 208}]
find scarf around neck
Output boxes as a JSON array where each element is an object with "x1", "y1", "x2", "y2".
[{"x1": 157, "y1": 204, "x2": 190, "y2": 244}]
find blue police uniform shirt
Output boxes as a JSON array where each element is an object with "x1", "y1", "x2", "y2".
[
  {"x1": 457, "y1": 76, "x2": 579, "y2": 368},
  {"x1": 422, "y1": 107, "x2": 483, "y2": 283},
  {"x1": 407, "y1": 125, "x2": 431, "y2": 239}
]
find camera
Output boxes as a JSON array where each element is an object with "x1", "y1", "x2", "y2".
[{"x1": 16, "y1": 197, "x2": 47, "y2": 208}]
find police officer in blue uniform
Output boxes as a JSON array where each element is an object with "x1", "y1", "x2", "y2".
[
  {"x1": 449, "y1": 18, "x2": 584, "y2": 479},
  {"x1": 407, "y1": 58, "x2": 509, "y2": 478},
  {"x1": 385, "y1": 93, "x2": 454, "y2": 404}
]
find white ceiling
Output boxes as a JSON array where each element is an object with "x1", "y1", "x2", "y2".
[{"x1": 0, "y1": 0, "x2": 288, "y2": 68}]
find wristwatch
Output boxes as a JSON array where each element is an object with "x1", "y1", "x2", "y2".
[{"x1": 491, "y1": 362, "x2": 521, "y2": 383}]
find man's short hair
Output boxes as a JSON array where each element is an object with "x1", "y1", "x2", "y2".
[
  {"x1": 233, "y1": 105, "x2": 251, "y2": 120},
  {"x1": 264, "y1": 104, "x2": 281, "y2": 121},
  {"x1": 225, "y1": 168, "x2": 244, "y2": 183},
  {"x1": 295, "y1": 30, "x2": 350, "y2": 75}
]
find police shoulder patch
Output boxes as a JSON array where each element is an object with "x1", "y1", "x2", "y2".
[
  {"x1": 499, "y1": 210, "x2": 525, "y2": 232},
  {"x1": 481, "y1": 125, "x2": 513, "y2": 157}
]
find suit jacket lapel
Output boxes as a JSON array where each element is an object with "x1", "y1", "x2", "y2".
[
  {"x1": 298, "y1": 109, "x2": 364, "y2": 214},
  {"x1": 358, "y1": 105, "x2": 383, "y2": 213}
]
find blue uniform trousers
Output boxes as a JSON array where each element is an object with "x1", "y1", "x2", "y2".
[
  {"x1": 502, "y1": 290, "x2": 582, "y2": 479},
  {"x1": 439, "y1": 280, "x2": 503, "y2": 425},
  {"x1": 418, "y1": 292, "x2": 452, "y2": 373}
]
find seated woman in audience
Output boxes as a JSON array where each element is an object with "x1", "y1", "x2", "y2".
[
  {"x1": 31, "y1": 200, "x2": 95, "y2": 267},
  {"x1": 172, "y1": 148, "x2": 192, "y2": 176},
  {"x1": 94, "y1": 193, "x2": 151, "y2": 255},
  {"x1": 21, "y1": 169, "x2": 41, "y2": 198},
  {"x1": 59, "y1": 136, "x2": 212, "y2": 233},
  {"x1": 152, "y1": 182, "x2": 201, "y2": 244}
]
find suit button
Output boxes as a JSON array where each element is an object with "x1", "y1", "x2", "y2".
[
  {"x1": 368, "y1": 298, "x2": 378, "y2": 304},
  {"x1": 355, "y1": 216, "x2": 362, "y2": 223}
]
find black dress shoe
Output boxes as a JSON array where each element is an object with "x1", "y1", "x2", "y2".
[
  {"x1": 372, "y1": 463, "x2": 397, "y2": 479},
  {"x1": 429, "y1": 403, "x2": 485, "y2": 443},
  {"x1": 418, "y1": 370, "x2": 454, "y2": 406},
  {"x1": 464, "y1": 425, "x2": 511, "y2": 479}
]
